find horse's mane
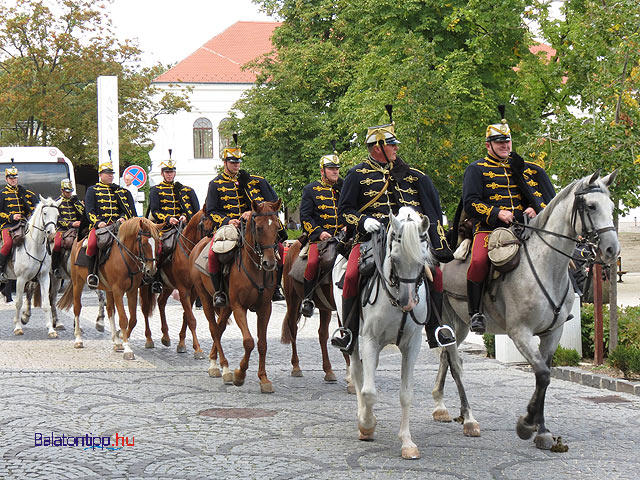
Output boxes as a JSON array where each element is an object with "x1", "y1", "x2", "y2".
[
  {"x1": 529, "y1": 178, "x2": 579, "y2": 229},
  {"x1": 392, "y1": 207, "x2": 434, "y2": 266},
  {"x1": 28, "y1": 197, "x2": 54, "y2": 225},
  {"x1": 118, "y1": 217, "x2": 160, "y2": 242}
]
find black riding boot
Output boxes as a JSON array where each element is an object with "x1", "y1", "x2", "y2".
[
  {"x1": 300, "y1": 279, "x2": 315, "y2": 317},
  {"x1": 51, "y1": 250, "x2": 63, "y2": 279},
  {"x1": 331, "y1": 296, "x2": 359, "y2": 354},
  {"x1": 467, "y1": 280, "x2": 486, "y2": 334},
  {"x1": 0, "y1": 252, "x2": 9, "y2": 283},
  {"x1": 86, "y1": 255, "x2": 99, "y2": 289},
  {"x1": 210, "y1": 271, "x2": 228, "y2": 307},
  {"x1": 425, "y1": 289, "x2": 456, "y2": 348},
  {"x1": 272, "y1": 264, "x2": 285, "y2": 301}
]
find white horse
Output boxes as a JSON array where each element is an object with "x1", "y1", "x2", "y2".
[
  {"x1": 333, "y1": 207, "x2": 479, "y2": 459},
  {"x1": 5, "y1": 197, "x2": 61, "y2": 337},
  {"x1": 438, "y1": 171, "x2": 620, "y2": 450}
]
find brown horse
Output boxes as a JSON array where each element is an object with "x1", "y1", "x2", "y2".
[
  {"x1": 58, "y1": 217, "x2": 160, "y2": 360},
  {"x1": 281, "y1": 238, "x2": 353, "y2": 391},
  {"x1": 142, "y1": 209, "x2": 212, "y2": 358},
  {"x1": 191, "y1": 199, "x2": 281, "y2": 393}
]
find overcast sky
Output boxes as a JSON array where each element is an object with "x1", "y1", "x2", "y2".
[{"x1": 109, "y1": 0, "x2": 274, "y2": 66}]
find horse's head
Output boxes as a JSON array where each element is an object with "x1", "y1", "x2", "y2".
[
  {"x1": 35, "y1": 195, "x2": 61, "y2": 237},
  {"x1": 573, "y1": 170, "x2": 620, "y2": 264},
  {"x1": 388, "y1": 207, "x2": 434, "y2": 311},
  {"x1": 119, "y1": 218, "x2": 161, "y2": 280},
  {"x1": 249, "y1": 199, "x2": 282, "y2": 271}
]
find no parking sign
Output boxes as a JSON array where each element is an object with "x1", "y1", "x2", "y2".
[{"x1": 122, "y1": 165, "x2": 147, "y2": 188}]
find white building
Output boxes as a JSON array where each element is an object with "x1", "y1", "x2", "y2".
[{"x1": 148, "y1": 21, "x2": 281, "y2": 202}]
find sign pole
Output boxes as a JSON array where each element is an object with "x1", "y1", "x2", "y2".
[{"x1": 593, "y1": 263, "x2": 604, "y2": 365}]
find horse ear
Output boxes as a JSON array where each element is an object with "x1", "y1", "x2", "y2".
[
  {"x1": 420, "y1": 215, "x2": 430, "y2": 232},
  {"x1": 588, "y1": 169, "x2": 601, "y2": 185},
  {"x1": 601, "y1": 169, "x2": 618, "y2": 187},
  {"x1": 251, "y1": 200, "x2": 260, "y2": 211},
  {"x1": 390, "y1": 213, "x2": 402, "y2": 232},
  {"x1": 274, "y1": 198, "x2": 282, "y2": 211},
  {"x1": 39, "y1": 194, "x2": 45, "y2": 203}
]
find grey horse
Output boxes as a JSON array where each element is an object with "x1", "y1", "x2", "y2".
[{"x1": 436, "y1": 170, "x2": 620, "y2": 450}]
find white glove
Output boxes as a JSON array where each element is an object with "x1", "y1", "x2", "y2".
[{"x1": 363, "y1": 217, "x2": 382, "y2": 233}]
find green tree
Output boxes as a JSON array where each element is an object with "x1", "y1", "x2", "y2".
[
  {"x1": 236, "y1": 0, "x2": 548, "y2": 216},
  {"x1": 0, "y1": 0, "x2": 190, "y2": 170}
]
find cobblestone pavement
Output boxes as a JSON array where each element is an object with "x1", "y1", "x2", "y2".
[{"x1": 1, "y1": 290, "x2": 639, "y2": 479}]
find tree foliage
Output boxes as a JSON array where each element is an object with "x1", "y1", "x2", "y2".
[
  {"x1": 236, "y1": 0, "x2": 550, "y2": 214},
  {"x1": 0, "y1": 0, "x2": 190, "y2": 169}
]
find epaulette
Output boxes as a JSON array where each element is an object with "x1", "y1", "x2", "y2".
[
  {"x1": 409, "y1": 167, "x2": 426, "y2": 176},
  {"x1": 250, "y1": 174, "x2": 265, "y2": 180},
  {"x1": 524, "y1": 159, "x2": 545, "y2": 169}
]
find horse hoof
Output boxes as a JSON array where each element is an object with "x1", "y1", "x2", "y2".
[
  {"x1": 233, "y1": 377, "x2": 245, "y2": 387},
  {"x1": 145, "y1": 340, "x2": 155, "y2": 349},
  {"x1": 123, "y1": 351, "x2": 135, "y2": 361},
  {"x1": 401, "y1": 447, "x2": 420, "y2": 460},
  {"x1": 260, "y1": 382, "x2": 274, "y2": 394},
  {"x1": 176, "y1": 345, "x2": 187, "y2": 354},
  {"x1": 324, "y1": 372, "x2": 337, "y2": 383},
  {"x1": 20, "y1": 317, "x2": 29, "y2": 326},
  {"x1": 432, "y1": 408, "x2": 452, "y2": 423},
  {"x1": 48, "y1": 331, "x2": 58, "y2": 339},
  {"x1": 161, "y1": 338, "x2": 171, "y2": 347},
  {"x1": 222, "y1": 372, "x2": 233, "y2": 384},
  {"x1": 14, "y1": 329, "x2": 24, "y2": 336},
  {"x1": 463, "y1": 421, "x2": 481, "y2": 437},
  {"x1": 114, "y1": 344, "x2": 124, "y2": 352},
  {"x1": 291, "y1": 368, "x2": 303, "y2": 378},
  {"x1": 358, "y1": 423, "x2": 376, "y2": 441},
  {"x1": 347, "y1": 384, "x2": 356, "y2": 395},
  {"x1": 95, "y1": 323, "x2": 104, "y2": 333},
  {"x1": 55, "y1": 324, "x2": 66, "y2": 331},
  {"x1": 194, "y1": 351, "x2": 206, "y2": 360},
  {"x1": 74, "y1": 341, "x2": 84, "y2": 349},
  {"x1": 535, "y1": 432, "x2": 554, "y2": 450},
  {"x1": 516, "y1": 416, "x2": 537, "y2": 440},
  {"x1": 208, "y1": 367, "x2": 221, "y2": 378}
]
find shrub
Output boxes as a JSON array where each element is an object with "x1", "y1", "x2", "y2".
[
  {"x1": 581, "y1": 304, "x2": 640, "y2": 358},
  {"x1": 607, "y1": 345, "x2": 639, "y2": 377},
  {"x1": 286, "y1": 229, "x2": 303, "y2": 240},
  {"x1": 483, "y1": 334, "x2": 495, "y2": 358},
  {"x1": 553, "y1": 345, "x2": 581, "y2": 367}
]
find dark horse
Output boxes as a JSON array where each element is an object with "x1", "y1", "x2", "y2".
[
  {"x1": 191, "y1": 199, "x2": 282, "y2": 393},
  {"x1": 141, "y1": 209, "x2": 212, "y2": 358},
  {"x1": 281, "y1": 237, "x2": 353, "y2": 391}
]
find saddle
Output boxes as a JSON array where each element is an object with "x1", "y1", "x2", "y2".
[
  {"x1": 212, "y1": 225, "x2": 240, "y2": 264},
  {"x1": 75, "y1": 224, "x2": 119, "y2": 269},
  {"x1": 159, "y1": 227, "x2": 179, "y2": 264},
  {"x1": 61, "y1": 228, "x2": 78, "y2": 250},
  {"x1": 289, "y1": 236, "x2": 341, "y2": 285}
]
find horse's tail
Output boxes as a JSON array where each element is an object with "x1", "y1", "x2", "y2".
[
  {"x1": 139, "y1": 285, "x2": 157, "y2": 318},
  {"x1": 33, "y1": 283, "x2": 42, "y2": 308},
  {"x1": 57, "y1": 282, "x2": 74, "y2": 311},
  {"x1": 280, "y1": 309, "x2": 294, "y2": 344}
]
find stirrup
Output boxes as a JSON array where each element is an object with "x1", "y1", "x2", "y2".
[
  {"x1": 330, "y1": 327, "x2": 353, "y2": 352},
  {"x1": 0, "y1": 272, "x2": 7, "y2": 283},
  {"x1": 435, "y1": 325, "x2": 456, "y2": 347},
  {"x1": 469, "y1": 312, "x2": 486, "y2": 335},
  {"x1": 151, "y1": 281, "x2": 164, "y2": 294},
  {"x1": 300, "y1": 299, "x2": 315, "y2": 317},
  {"x1": 213, "y1": 292, "x2": 228, "y2": 307},
  {"x1": 87, "y1": 274, "x2": 99, "y2": 289}
]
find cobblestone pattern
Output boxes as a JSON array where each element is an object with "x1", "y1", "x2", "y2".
[{"x1": 1, "y1": 292, "x2": 639, "y2": 479}]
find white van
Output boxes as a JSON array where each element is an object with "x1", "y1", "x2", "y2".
[{"x1": 0, "y1": 146, "x2": 76, "y2": 199}]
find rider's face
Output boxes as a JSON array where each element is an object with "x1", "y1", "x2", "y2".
[
  {"x1": 99, "y1": 172, "x2": 115, "y2": 184},
  {"x1": 61, "y1": 190, "x2": 72, "y2": 199},
  {"x1": 487, "y1": 140, "x2": 512, "y2": 160},
  {"x1": 224, "y1": 160, "x2": 241, "y2": 176},
  {"x1": 6, "y1": 176, "x2": 18, "y2": 187},
  {"x1": 162, "y1": 170, "x2": 176, "y2": 183},
  {"x1": 322, "y1": 167, "x2": 340, "y2": 184}
]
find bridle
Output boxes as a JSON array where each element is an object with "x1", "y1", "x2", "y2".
[
  {"x1": 240, "y1": 210, "x2": 279, "y2": 272},
  {"x1": 106, "y1": 225, "x2": 157, "y2": 289}
]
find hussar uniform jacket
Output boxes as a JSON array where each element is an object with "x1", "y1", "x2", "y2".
[
  {"x1": 0, "y1": 184, "x2": 37, "y2": 229},
  {"x1": 338, "y1": 156, "x2": 451, "y2": 257},
  {"x1": 149, "y1": 181, "x2": 200, "y2": 226},
  {"x1": 300, "y1": 178, "x2": 343, "y2": 242},
  {"x1": 84, "y1": 182, "x2": 136, "y2": 229},
  {"x1": 56, "y1": 195, "x2": 84, "y2": 230},
  {"x1": 462, "y1": 154, "x2": 555, "y2": 233},
  {"x1": 205, "y1": 170, "x2": 278, "y2": 231}
]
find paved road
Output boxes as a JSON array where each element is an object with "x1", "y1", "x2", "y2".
[{"x1": 1, "y1": 291, "x2": 639, "y2": 479}]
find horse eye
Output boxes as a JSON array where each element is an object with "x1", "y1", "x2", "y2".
[{"x1": 588, "y1": 204, "x2": 597, "y2": 211}]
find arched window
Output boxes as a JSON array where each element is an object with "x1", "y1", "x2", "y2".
[
  {"x1": 218, "y1": 118, "x2": 234, "y2": 157},
  {"x1": 193, "y1": 118, "x2": 213, "y2": 158}
]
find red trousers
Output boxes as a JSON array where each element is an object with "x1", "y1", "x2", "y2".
[
  {"x1": 1, "y1": 229, "x2": 12, "y2": 256},
  {"x1": 303, "y1": 243, "x2": 320, "y2": 281},
  {"x1": 467, "y1": 232, "x2": 490, "y2": 282},
  {"x1": 86, "y1": 229, "x2": 99, "y2": 257},
  {"x1": 53, "y1": 231, "x2": 64, "y2": 252}
]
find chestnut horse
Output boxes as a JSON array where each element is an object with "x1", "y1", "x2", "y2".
[
  {"x1": 142, "y1": 209, "x2": 212, "y2": 358},
  {"x1": 281, "y1": 238, "x2": 353, "y2": 391},
  {"x1": 191, "y1": 199, "x2": 281, "y2": 393},
  {"x1": 58, "y1": 217, "x2": 160, "y2": 359}
]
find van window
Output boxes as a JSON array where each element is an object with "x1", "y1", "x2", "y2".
[{"x1": 0, "y1": 162, "x2": 71, "y2": 199}]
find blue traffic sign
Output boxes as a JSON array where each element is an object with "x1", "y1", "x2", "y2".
[{"x1": 123, "y1": 165, "x2": 147, "y2": 188}]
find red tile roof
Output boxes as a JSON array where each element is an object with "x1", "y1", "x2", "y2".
[{"x1": 154, "y1": 21, "x2": 281, "y2": 84}]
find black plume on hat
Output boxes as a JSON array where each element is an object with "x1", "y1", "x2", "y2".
[
  {"x1": 233, "y1": 133, "x2": 239, "y2": 146},
  {"x1": 385, "y1": 104, "x2": 394, "y2": 124},
  {"x1": 498, "y1": 104, "x2": 506, "y2": 121}
]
